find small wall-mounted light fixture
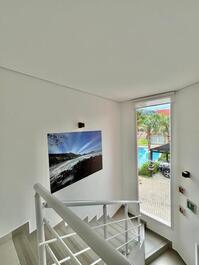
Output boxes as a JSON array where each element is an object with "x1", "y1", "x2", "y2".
[
  {"x1": 78, "y1": 122, "x2": 85, "y2": 128},
  {"x1": 182, "y1": 171, "x2": 191, "y2": 178}
]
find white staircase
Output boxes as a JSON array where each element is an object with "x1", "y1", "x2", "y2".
[{"x1": 34, "y1": 183, "x2": 145, "y2": 265}]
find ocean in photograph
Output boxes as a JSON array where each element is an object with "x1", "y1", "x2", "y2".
[{"x1": 48, "y1": 131, "x2": 103, "y2": 193}]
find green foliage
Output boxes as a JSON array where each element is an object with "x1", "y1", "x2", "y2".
[
  {"x1": 137, "y1": 138, "x2": 148, "y2": 146},
  {"x1": 136, "y1": 110, "x2": 170, "y2": 149},
  {"x1": 139, "y1": 161, "x2": 159, "y2": 177},
  {"x1": 158, "y1": 114, "x2": 170, "y2": 141},
  {"x1": 137, "y1": 111, "x2": 161, "y2": 137},
  {"x1": 158, "y1": 153, "x2": 171, "y2": 162}
]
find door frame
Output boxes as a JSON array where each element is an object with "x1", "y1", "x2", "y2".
[{"x1": 133, "y1": 96, "x2": 175, "y2": 239}]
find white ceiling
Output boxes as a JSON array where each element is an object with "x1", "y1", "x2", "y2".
[{"x1": 1, "y1": 0, "x2": 199, "y2": 101}]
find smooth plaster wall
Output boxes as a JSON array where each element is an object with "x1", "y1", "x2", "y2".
[
  {"x1": 0, "y1": 67, "x2": 122, "y2": 237},
  {"x1": 174, "y1": 85, "x2": 199, "y2": 265}
]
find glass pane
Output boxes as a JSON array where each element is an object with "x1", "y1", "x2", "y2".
[{"x1": 136, "y1": 102, "x2": 171, "y2": 226}]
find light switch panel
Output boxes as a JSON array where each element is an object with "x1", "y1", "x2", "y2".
[{"x1": 187, "y1": 200, "x2": 197, "y2": 214}]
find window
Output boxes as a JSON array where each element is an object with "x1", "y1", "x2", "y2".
[{"x1": 136, "y1": 98, "x2": 171, "y2": 226}]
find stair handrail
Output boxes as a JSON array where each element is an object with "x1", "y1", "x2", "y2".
[
  {"x1": 44, "y1": 199, "x2": 140, "y2": 208},
  {"x1": 34, "y1": 183, "x2": 136, "y2": 265}
]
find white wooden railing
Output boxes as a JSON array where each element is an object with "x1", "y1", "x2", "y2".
[{"x1": 34, "y1": 183, "x2": 142, "y2": 265}]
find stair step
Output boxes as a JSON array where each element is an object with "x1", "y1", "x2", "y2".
[
  {"x1": 112, "y1": 209, "x2": 172, "y2": 265},
  {"x1": 148, "y1": 249, "x2": 186, "y2": 265},
  {"x1": 145, "y1": 229, "x2": 171, "y2": 264},
  {"x1": 11, "y1": 212, "x2": 143, "y2": 265},
  {"x1": 13, "y1": 232, "x2": 37, "y2": 265},
  {"x1": 95, "y1": 216, "x2": 139, "y2": 255},
  {"x1": 54, "y1": 220, "x2": 101, "y2": 265},
  {"x1": 89, "y1": 216, "x2": 98, "y2": 227},
  {"x1": 0, "y1": 234, "x2": 20, "y2": 265},
  {"x1": 46, "y1": 222, "x2": 74, "y2": 263}
]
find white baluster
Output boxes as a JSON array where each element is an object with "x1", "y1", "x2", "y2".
[
  {"x1": 124, "y1": 203, "x2": 129, "y2": 256},
  {"x1": 35, "y1": 193, "x2": 46, "y2": 265},
  {"x1": 103, "y1": 204, "x2": 107, "y2": 239}
]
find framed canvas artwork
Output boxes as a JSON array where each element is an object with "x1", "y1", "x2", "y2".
[{"x1": 47, "y1": 130, "x2": 103, "y2": 193}]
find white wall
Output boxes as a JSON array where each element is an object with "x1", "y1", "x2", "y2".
[
  {"x1": 174, "y1": 85, "x2": 199, "y2": 265},
  {"x1": 1, "y1": 65, "x2": 199, "y2": 264},
  {"x1": 121, "y1": 101, "x2": 138, "y2": 201},
  {"x1": 0, "y1": 67, "x2": 122, "y2": 237}
]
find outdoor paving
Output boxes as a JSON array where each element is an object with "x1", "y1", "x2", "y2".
[{"x1": 139, "y1": 173, "x2": 171, "y2": 225}]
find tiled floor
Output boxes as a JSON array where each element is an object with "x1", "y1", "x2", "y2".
[
  {"x1": 139, "y1": 173, "x2": 171, "y2": 224},
  {"x1": 149, "y1": 249, "x2": 186, "y2": 265}
]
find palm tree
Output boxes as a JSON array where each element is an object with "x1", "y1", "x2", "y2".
[
  {"x1": 158, "y1": 114, "x2": 170, "y2": 143},
  {"x1": 137, "y1": 111, "x2": 160, "y2": 159},
  {"x1": 136, "y1": 110, "x2": 145, "y2": 127}
]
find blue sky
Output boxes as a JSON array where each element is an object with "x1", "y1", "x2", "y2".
[
  {"x1": 138, "y1": 103, "x2": 170, "y2": 112},
  {"x1": 48, "y1": 131, "x2": 102, "y2": 155}
]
